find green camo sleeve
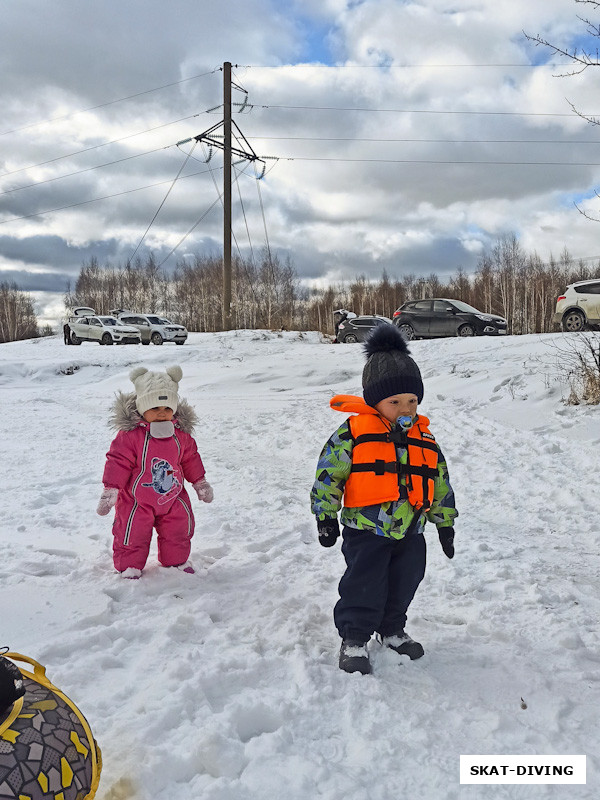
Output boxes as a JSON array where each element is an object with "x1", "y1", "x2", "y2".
[
  {"x1": 310, "y1": 420, "x2": 353, "y2": 520},
  {"x1": 425, "y1": 446, "x2": 458, "y2": 528}
]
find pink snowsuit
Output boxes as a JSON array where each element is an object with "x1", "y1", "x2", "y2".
[{"x1": 102, "y1": 418, "x2": 205, "y2": 571}]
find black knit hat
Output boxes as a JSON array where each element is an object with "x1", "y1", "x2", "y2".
[{"x1": 362, "y1": 324, "x2": 424, "y2": 406}]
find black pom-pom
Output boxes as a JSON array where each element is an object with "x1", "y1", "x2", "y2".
[{"x1": 363, "y1": 323, "x2": 410, "y2": 358}]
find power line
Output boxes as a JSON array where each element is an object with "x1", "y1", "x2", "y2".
[
  {"x1": 246, "y1": 103, "x2": 595, "y2": 118},
  {"x1": 3, "y1": 154, "x2": 600, "y2": 228},
  {"x1": 129, "y1": 142, "x2": 198, "y2": 263},
  {"x1": 257, "y1": 155, "x2": 600, "y2": 166},
  {"x1": 244, "y1": 63, "x2": 578, "y2": 69},
  {"x1": 247, "y1": 135, "x2": 600, "y2": 145},
  {"x1": 254, "y1": 163, "x2": 272, "y2": 264},
  {"x1": 3, "y1": 60, "x2": 571, "y2": 142},
  {"x1": 0, "y1": 145, "x2": 173, "y2": 196},
  {"x1": 234, "y1": 162, "x2": 256, "y2": 264},
  {"x1": 0, "y1": 165, "x2": 221, "y2": 225},
  {"x1": 5, "y1": 135, "x2": 598, "y2": 199},
  {"x1": 0, "y1": 111, "x2": 208, "y2": 180},
  {"x1": 2, "y1": 106, "x2": 594, "y2": 186},
  {"x1": 0, "y1": 69, "x2": 219, "y2": 137},
  {"x1": 157, "y1": 160, "x2": 254, "y2": 267},
  {"x1": 157, "y1": 196, "x2": 222, "y2": 268},
  {"x1": 6, "y1": 134, "x2": 593, "y2": 200}
]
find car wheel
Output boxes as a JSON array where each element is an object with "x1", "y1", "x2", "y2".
[
  {"x1": 176, "y1": 341, "x2": 185, "y2": 345},
  {"x1": 101, "y1": 332, "x2": 113, "y2": 345},
  {"x1": 151, "y1": 332, "x2": 163, "y2": 345},
  {"x1": 70, "y1": 332, "x2": 82, "y2": 345},
  {"x1": 458, "y1": 324, "x2": 475, "y2": 337},
  {"x1": 561, "y1": 309, "x2": 586, "y2": 332},
  {"x1": 343, "y1": 333, "x2": 359, "y2": 343},
  {"x1": 397, "y1": 323, "x2": 415, "y2": 341}
]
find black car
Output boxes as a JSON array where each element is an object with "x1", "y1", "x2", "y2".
[
  {"x1": 392, "y1": 299, "x2": 507, "y2": 340},
  {"x1": 336, "y1": 314, "x2": 393, "y2": 343}
]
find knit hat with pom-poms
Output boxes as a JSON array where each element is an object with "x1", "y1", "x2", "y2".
[{"x1": 130, "y1": 365, "x2": 183, "y2": 415}]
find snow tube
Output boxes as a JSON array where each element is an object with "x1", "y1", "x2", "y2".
[{"x1": 0, "y1": 652, "x2": 101, "y2": 800}]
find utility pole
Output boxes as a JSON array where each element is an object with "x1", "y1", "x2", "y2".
[
  {"x1": 179, "y1": 63, "x2": 263, "y2": 331},
  {"x1": 223, "y1": 61, "x2": 232, "y2": 330}
]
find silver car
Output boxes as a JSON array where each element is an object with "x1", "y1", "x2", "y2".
[
  {"x1": 112, "y1": 311, "x2": 188, "y2": 345},
  {"x1": 68, "y1": 314, "x2": 141, "y2": 345}
]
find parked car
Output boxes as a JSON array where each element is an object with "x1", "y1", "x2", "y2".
[
  {"x1": 336, "y1": 315, "x2": 393, "y2": 343},
  {"x1": 67, "y1": 310, "x2": 141, "y2": 345},
  {"x1": 392, "y1": 299, "x2": 507, "y2": 340},
  {"x1": 110, "y1": 310, "x2": 188, "y2": 345},
  {"x1": 553, "y1": 279, "x2": 600, "y2": 332}
]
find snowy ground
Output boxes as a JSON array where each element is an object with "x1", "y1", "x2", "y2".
[{"x1": 1, "y1": 329, "x2": 599, "y2": 800}]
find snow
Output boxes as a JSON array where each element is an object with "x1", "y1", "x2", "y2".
[{"x1": 1, "y1": 329, "x2": 599, "y2": 800}]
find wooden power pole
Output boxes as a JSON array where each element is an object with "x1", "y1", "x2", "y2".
[
  {"x1": 182, "y1": 62, "x2": 262, "y2": 331},
  {"x1": 222, "y1": 61, "x2": 232, "y2": 331}
]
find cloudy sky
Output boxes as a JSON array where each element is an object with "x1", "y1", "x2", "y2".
[{"x1": 2, "y1": 0, "x2": 600, "y2": 324}]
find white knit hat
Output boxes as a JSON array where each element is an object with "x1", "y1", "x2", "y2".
[{"x1": 130, "y1": 365, "x2": 183, "y2": 416}]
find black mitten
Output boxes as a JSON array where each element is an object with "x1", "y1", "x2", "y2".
[
  {"x1": 438, "y1": 527, "x2": 455, "y2": 559},
  {"x1": 317, "y1": 517, "x2": 340, "y2": 547}
]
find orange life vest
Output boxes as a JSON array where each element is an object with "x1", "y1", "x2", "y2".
[{"x1": 330, "y1": 394, "x2": 439, "y2": 510}]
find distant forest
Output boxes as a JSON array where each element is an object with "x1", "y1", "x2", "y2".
[{"x1": 64, "y1": 234, "x2": 600, "y2": 336}]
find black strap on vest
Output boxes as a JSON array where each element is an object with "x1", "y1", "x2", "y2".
[
  {"x1": 353, "y1": 431, "x2": 438, "y2": 452},
  {"x1": 350, "y1": 461, "x2": 438, "y2": 479},
  {"x1": 351, "y1": 459, "x2": 399, "y2": 476}
]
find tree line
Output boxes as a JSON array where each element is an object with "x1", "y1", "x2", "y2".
[
  {"x1": 64, "y1": 249, "x2": 299, "y2": 333},
  {"x1": 64, "y1": 235, "x2": 600, "y2": 336},
  {"x1": 306, "y1": 235, "x2": 600, "y2": 336},
  {"x1": 2, "y1": 233, "x2": 599, "y2": 343}
]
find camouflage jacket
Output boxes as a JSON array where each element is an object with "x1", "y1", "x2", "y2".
[{"x1": 310, "y1": 415, "x2": 457, "y2": 540}]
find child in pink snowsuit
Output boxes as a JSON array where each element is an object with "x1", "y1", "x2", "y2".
[{"x1": 96, "y1": 365, "x2": 213, "y2": 578}]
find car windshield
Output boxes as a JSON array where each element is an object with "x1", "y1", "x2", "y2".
[
  {"x1": 376, "y1": 316, "x2": 393, "y2": 324},
  {"x1": 146, "y1": 316, "x2": 163, "y2": 324},
  {"x1": 98, "y1": 317, "x2": 118, "y2": 325},
  {"x1": 449, "y1": 301, "x2": 482, "y2": 314}
]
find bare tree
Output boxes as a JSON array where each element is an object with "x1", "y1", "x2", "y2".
[
  {"x1": 525, "y1": 1, "x2": 600, "y2": 76},
  {"x1": 525, "y1": 1, "x2": 600, "y2": 219},
  {"x1": 0, "y1": 282, "x2": 40, "y2": 343}
]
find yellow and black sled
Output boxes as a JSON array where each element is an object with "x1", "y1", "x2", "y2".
[{"x1": 0, "y1": 651, "x2": 101, "y2": 800}]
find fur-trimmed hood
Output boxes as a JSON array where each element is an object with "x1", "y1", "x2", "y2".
[{"x1": 108, "y1": 392, "x2": 198, "y2": 433}]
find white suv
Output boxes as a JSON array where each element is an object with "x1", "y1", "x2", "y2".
[
  {"x1": 67, "y1": 309, "x2": 141, "y2": 345},
  {"x1": 553, "y1": 279, "x2": 600, "y2": 332},
  {"x1": 111, "y1": 311, "x2": 188, "y2": 345}
]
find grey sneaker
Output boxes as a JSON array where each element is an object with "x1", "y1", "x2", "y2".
[
  {"x1": 339, "y1": 639, "x2": 372, "y2": 675},
  {"x1": 382, "y1": 632, "x2": 424, "y2": 660}
]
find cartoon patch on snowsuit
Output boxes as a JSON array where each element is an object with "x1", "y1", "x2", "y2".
[{"x1": 142, "y1": 457, "x2": 182, "y2": 504}]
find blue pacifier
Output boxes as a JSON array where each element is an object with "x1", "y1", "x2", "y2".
[{"x1": 396, "y1": 415, "x2": 413, "y2": 430}]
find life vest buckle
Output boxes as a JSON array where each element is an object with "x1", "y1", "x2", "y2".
[{"x1": 387, "y1": 429, "x2": 407, "y2": 445}]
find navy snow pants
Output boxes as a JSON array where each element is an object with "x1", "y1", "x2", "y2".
[{"x1": 334, "y1": 526, "x2": 426, "y2": 643}]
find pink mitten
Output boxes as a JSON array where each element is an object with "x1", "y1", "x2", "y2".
[
  {"x1": 192, "y1": 478, "x2": 214, "y2": 503},
  {"x1": 96, "y1": 487, "x2": 119, "y2": 516}
]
